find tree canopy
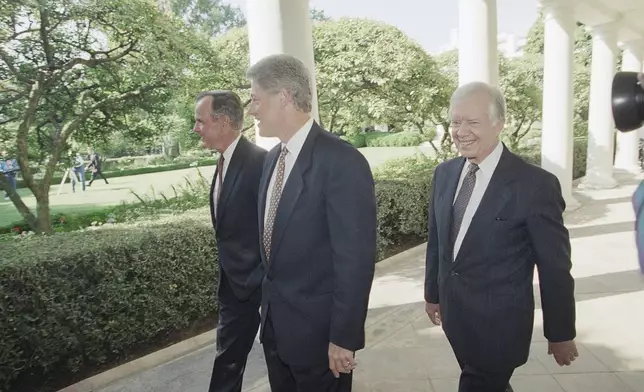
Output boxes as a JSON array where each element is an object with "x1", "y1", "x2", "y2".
[{"x1": 0, "y1": 0, "x2": 211, "y2": 232}]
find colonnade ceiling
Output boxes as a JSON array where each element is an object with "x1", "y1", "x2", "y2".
[{"x1": 563, "y1": 0, "x2": 644, "y2": 44}]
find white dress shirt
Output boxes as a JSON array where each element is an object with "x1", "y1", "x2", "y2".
[
  {"x1": 452, "y1": 141, "x2": 504, "y2": 259},
  {"x1": 264, "y1": 117, "x2": 314, "y2": 225},
  {"x1": 214, "y1": 133, "x2": 242, "y2": 217}
]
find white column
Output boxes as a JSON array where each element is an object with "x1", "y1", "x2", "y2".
[
  {"x1": 246, "y1": 0, "x2": 320, "y2": 150},
  {"x1": 541, "y1": 3, "x2": 578, "y2": 210},
  {"x1": 580, "y1": 23, "x2": 618, "y2": 189},
  {"x1": 614, "y1": 44, "x2": 643, "y2": 173},
  {"x1": 458, "y1": 0, "x2": 498, "y2": 86}
]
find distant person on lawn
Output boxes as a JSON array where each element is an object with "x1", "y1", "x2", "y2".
[
  {"x1": 70, "y1": 151, "x2": 86, "y2": 193},
  {"x1": 86, "y1": 148, "x2": 109, "y2": 186},
  {"x1": 193, "y1": 90, "x2": 266, "y2": 392},
  {"x1": 1, "y1": 150, "x2": 18, "y2": 200}
]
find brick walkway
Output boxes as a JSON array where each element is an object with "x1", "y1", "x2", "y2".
[{"x1": 94, "y1": 172, "x2": 644, "y2": 392}]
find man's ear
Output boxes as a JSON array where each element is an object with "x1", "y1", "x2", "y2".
[{"x1": 278, "y1": 89, "x2": 291, "y2": 108}]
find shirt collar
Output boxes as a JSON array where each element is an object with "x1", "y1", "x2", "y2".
[
  {"x1": 283, "y1": 117, "x2": 314, "y2": 156},
  {"x1": 466, "y1": 141, "x2": 503, "y2": 176},
  {"x1": 222, "y1": 133, "x2": 242, "y2": 162}
]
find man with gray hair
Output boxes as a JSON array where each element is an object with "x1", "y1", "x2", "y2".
[
  {"x1": 193, "y1": 90, "x2": 266, "y2": 392},
  {"x1": 247, "y1": 54, "x2": 377, "y2": 392},
  {"x1": 423, "y1": 82, "x2": 578, "y2": 392}
]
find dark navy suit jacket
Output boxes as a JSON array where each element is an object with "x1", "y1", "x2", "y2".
[
  {"x1": 210, "y1": 136, "x2": 267, "y2": 301},
  {"x1": 258, "y1": 122, "x2": 377, "y2": 366},
  {"x1": 425, "y1": 145, "x2": 576, "y2": 372}
]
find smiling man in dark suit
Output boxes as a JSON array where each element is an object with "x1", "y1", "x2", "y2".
[
  {"x1": 424, "y1": 82, "x2": 578, "y2": 392},
  {"x1": 245, "y1": 54, "x2": 377, "y2": 392},
  {"x1": 193, "y1": 90, "x2": 266, "y2": 392}
]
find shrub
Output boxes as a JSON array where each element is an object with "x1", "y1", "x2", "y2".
[
  {"x1": 341, "y1": 133, "x2": 366, "y2": 148},
  {"x1": 341, "y1": 131, "x2": 428, "y2": 148},
  {"x1": 373, "y1": 154, "x2": 438, "y2": 257},
  {"x1": 515, "y1": 137, "x2": 588, "y2": 180},
  {"x1": 0, "y1": 212, "x2": 218, "y2": 391},
  {"x1": 365, "y1": 131, "x2": 425, "y2": 147}
]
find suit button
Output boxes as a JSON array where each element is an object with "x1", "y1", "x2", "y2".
[{"x1": 451, "y1": 271, "x2": 459, "y2": 276}]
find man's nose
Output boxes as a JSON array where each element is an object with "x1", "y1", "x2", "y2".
[{"x1": 456, "y1": 124, "x2": 471, "y2": 137}]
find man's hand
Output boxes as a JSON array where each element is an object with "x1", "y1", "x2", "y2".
[
  {"x1": 548, "y1": 340, "x2": 579, "y2": 366},
  {"x1": 637, "y1": 72, "x2": 644, "y2": 87},
  {"x1": 328, "y1": 343, "x2": 356, "y2": 378},
  {"x1": 425, "y1": 302, "x2": 441, "y2": 325}
]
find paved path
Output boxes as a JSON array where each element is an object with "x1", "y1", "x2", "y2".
[{"x1": 96, "y1": 172, "x2": 644, "y2": 392}]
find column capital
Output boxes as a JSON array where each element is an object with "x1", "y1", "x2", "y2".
[
  {"x1": 620, "y1": 39, "x2": 644, "y2": 58},
  {"x1": 540, "y1": 0, "x2": 576, "y2": 21},
  {"x1": 589, "y1": 21, "x2": 621, "y2": 39}
]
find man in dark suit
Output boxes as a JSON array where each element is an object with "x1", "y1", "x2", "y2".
[
  {"x1": 193, "y1": 90, "x2": 266, "y2": 392},
  {"x1": 424, "y1": 82, "x2": 579, "y2": 392},
  {"x1": 245, "y1": 54, "x2": 377, "y2": 392}
]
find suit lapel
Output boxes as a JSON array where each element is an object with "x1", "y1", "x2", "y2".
[
  {"x1": 209, "y1": 159, "x2": 218, "y2": 229},
  {"x1": 216, "y1": 137, "x2": 248, "y2": 229},
  {"x1": 268, "y1": 123, "x2": 320, "y2": 263},
  {"x1": 439, "y1": 157, "x2": 465, "y2": 260},
  {"x1": 453, "y1": 147, "x2": 516, "y2": 265}
]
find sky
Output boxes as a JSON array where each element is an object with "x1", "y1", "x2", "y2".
[{"x1": 228, "y1": 0, "x2": 540, "y2": 54}]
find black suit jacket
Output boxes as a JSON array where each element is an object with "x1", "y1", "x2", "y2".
[
  {"x1": 258, "y1": 122, "x2": 377, "y2": 367},
  {"x1": 424, "y1": 145, "x2": 576, "y2": 372},
  {"x1": 210, "y1": 136, "x2": 267, "y2": 301}
]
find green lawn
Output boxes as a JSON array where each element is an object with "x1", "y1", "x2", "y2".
[{"x1": 0, "y1": 146, "x2": 434, "y2": 228}]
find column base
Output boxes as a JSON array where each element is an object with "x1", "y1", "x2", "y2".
[
  {"x1": 578, "y1": 172, "x2": 618, "y2": 189},
  {"x1": 564, "y1": 194, "x2": 581, "y2": 213}
]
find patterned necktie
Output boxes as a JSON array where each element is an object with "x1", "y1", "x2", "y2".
[
  {"x1": 450, "y1": 163, "x2": 479, "y2": 250},
  {"x1": 263, "y1": 145, "x2": 288, "y2": 260}
]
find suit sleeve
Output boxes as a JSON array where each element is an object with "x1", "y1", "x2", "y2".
[
  {"x1": 526, "y1": 173, "x2": 576, "y2": 342},
  {"x1": 326, "y1": 146, "x2": 377, "y2": 351},
  {"x1": 424, "y1": 168, "x2": 440, "y2": 304}
]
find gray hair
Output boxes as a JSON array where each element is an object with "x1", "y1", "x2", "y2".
[
  {"x1": 246, "y1": 54, "x2": 312, "y2": 113},
  {"x1": 195, "y1": 90, "x2": 244, "y2": 130},
  {"x1": 449, "y1": 82, "x2": 506, "y2": 125}
]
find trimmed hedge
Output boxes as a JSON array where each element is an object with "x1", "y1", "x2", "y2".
[
  {"x1": 342, "y1": 131, "x2": 429, "y2": 148},
  {"x1": 0, "y1": 212, "x2": 218, "y2": 391},
  {"x1": 374, "y1": 155, "x2": 435, "y2": 256},
  {"x1": 515, "y1": 138, "x2": 588, "y2": 180}
]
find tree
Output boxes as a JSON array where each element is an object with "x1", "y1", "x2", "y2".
[
  {"x1": 524, "y1": 13, "x2": 594, "y2": 67},
  {"x1": 0, "y1": 0, "x2": 207, "y2": 233},
  {"x1": 310, "y1": 7, "x2": 331, "y2": 22},
  {"x1": 523, "y1": 11, "x2": 545, "y2": 55},
  {"x1": 160, "y1": 0, "x2": 246, "y2": 38},
  {"x1": 524, "y1": 14, "x2": 596, "y2": 142},
  {"x1": 312, "y1": 18, "x2": 452, "y2": 134},
  {"x1": 499, "y1": 55, "x2": 543, "y2": 150},
  {"x1": 432, "y1": 49, "x2": 459, "y2": 155},
  {"x1": 173, "y1": 26, "x2": 254, "y2": 144}
]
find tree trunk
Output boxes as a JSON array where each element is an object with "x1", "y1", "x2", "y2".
[
  {"x1": 34, "y1": 187, "x2": 53, "y2": 234},
  {"x1": 0, "y1": 175, "x2": 39, "y2": 230}
]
